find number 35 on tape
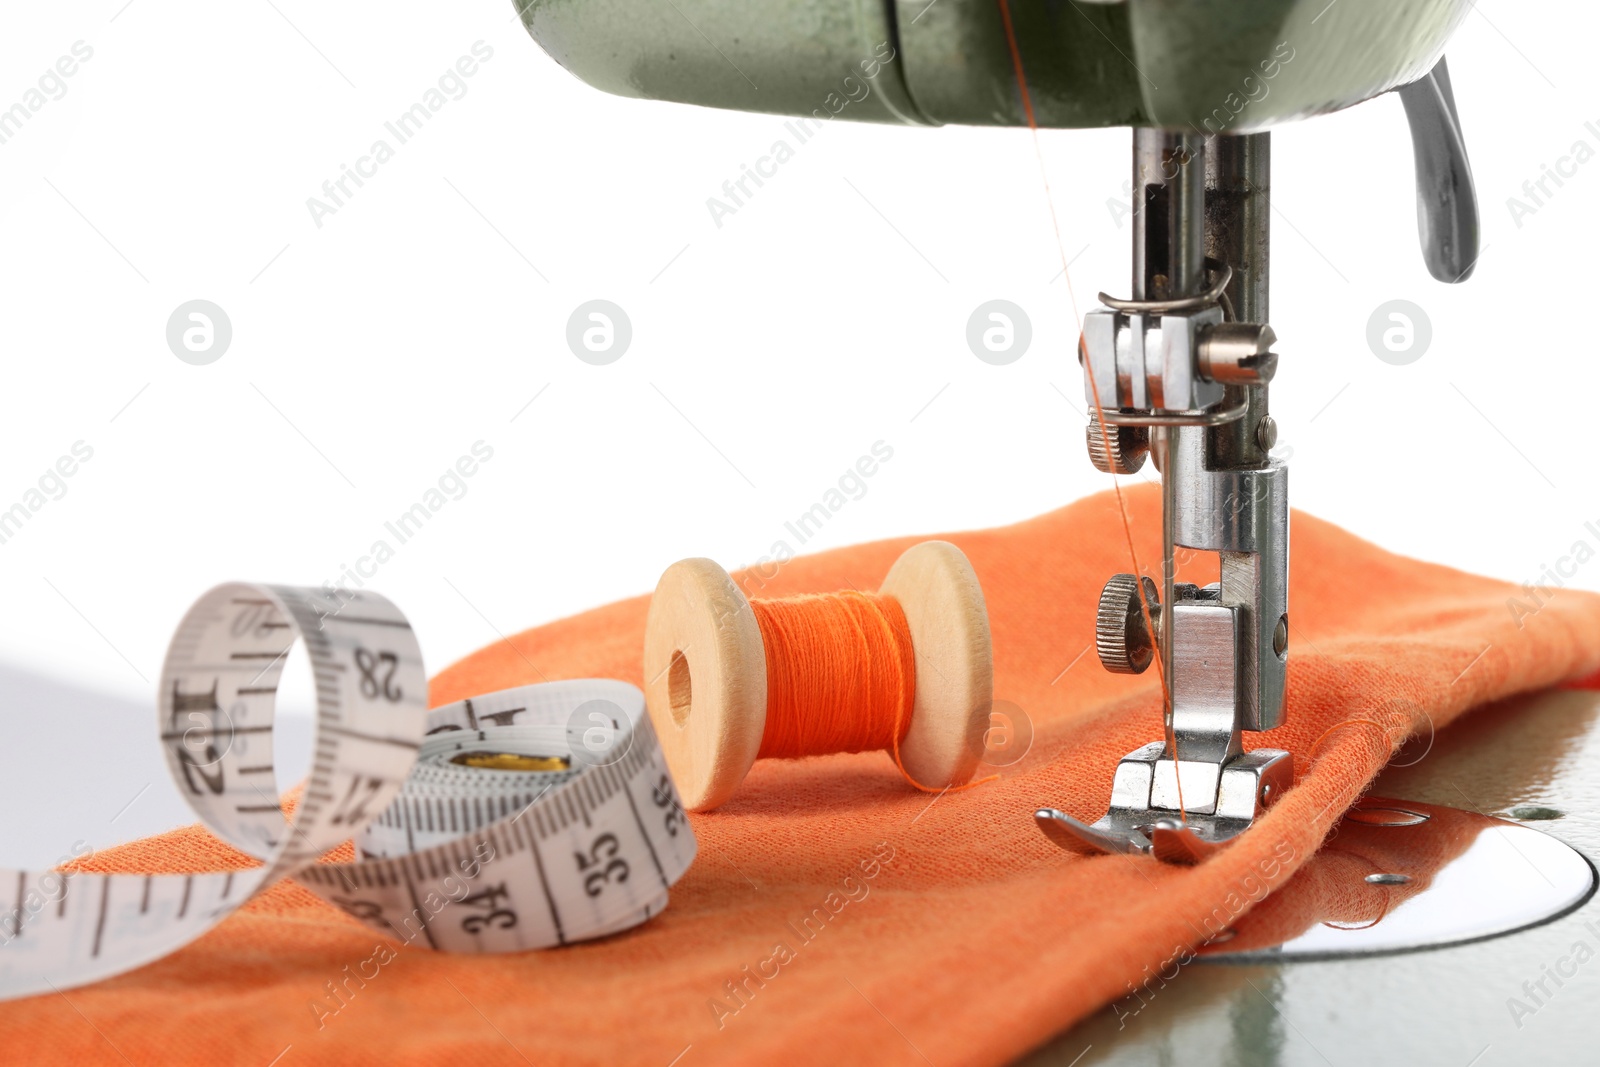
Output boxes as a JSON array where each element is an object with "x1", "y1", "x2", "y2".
[{"x1": 0, "y1": 583, "x2": 697, "y2": 1000}]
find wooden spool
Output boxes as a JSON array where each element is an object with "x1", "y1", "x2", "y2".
[{"x1": 642, "y1": 541, "x2": 994, "y2": 811}]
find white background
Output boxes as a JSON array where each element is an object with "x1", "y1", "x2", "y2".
[{"x1": 0, "y1": 1, "x2": 1596, "y2": 858}]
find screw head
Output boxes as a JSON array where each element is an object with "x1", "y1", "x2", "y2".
[
  {"x1": 1086, "y1": 412, "x2": 1149, "y2": 475},
  {"x1": 1255, "y1": 415, "x2": 1278, "y2": 452},
  {"x1": 1096, "y1": 574, "x2": 1159, "y2": 675}
]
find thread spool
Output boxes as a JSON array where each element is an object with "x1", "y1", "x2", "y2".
[{"x1": 643, "y1": 541, "x2": 993, "y2": 811}]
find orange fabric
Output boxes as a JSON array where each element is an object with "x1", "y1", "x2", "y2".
[
  {"x1": 751, "y1": 591, "x2": 916, "y2": 760},
  {"x1": 9, "y1": 485, "x2": 1600, "y2": 1066}
]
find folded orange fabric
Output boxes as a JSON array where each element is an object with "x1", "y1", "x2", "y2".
[{"x1": 11, "y1": 485, "x2": 1600, "y2": 1066}]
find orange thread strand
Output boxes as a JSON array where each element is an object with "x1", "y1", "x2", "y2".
[
  {"x1": 749, "y1": 591, "x2": 996, "y2": 794},
  {"x1": 995, "y1": 0, "x2": 1184, "y2": 818}
]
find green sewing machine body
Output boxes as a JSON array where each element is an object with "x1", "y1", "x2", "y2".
[{"x1": 518, "y1": 0, "x2": 1470, "y2": 131}]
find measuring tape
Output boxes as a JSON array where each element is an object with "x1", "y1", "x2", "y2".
[{"x1": 0, "y1": 582, "x2": 696, "y2": 1000}]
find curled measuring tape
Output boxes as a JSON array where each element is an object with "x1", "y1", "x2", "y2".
[{"x1": 0, "y1": 582, "x2": 696, "y2": 1000}]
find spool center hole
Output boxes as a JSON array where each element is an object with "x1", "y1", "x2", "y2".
[{"x1": 668, "y1": 649, "x2": 693, "y2": 729}]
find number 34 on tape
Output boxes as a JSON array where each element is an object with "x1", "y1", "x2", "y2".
[{"x1": 0, "y1": 583, "x2": 697, "y2": 1000}]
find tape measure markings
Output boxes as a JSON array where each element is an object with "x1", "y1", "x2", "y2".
[{"x1": 0, "y1": 583, "x2": 696, "y2": 1000}]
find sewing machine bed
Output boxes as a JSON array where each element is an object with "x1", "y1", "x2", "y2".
[{"x1": 1022, "y1": 686, "x2": 1600, "y2": 1065}]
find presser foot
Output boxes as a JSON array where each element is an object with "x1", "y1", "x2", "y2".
[{"x1": 1035, "y1": 743, "x2": 1294, "y2": 865}]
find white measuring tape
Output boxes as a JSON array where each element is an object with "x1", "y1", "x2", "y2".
[{"x1": 0, "y1": 582, "x2": 696, "y2": 1000}]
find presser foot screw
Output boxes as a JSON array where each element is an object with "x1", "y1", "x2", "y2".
[
  {"x1": 1097, "y1": 573, "x2": 1160, "y2": 674},
  {"x1": 1086, "y1": 412, "x2": 1149, "y2": 475}
]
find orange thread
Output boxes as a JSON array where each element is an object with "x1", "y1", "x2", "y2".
[
  {"x1": 752, "y1": 591, "x2": 916, "y2": 760},
  {"x1": 995, "y1": 0, "x2": 1183, "y2": 818},
  {"x1": 749, "y1": 591, "x2": 994, "y2": 794}
]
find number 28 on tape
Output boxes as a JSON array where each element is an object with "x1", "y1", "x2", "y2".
[{"x1": 0, "y1": 582, "x2": 696, "y2": 1000}]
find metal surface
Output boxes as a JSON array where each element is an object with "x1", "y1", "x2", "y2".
[
  {"x1": 1097, "y1": 402, "x2": 1251, "y2": 429},
  {"x1": 1133, "y1": 131, "x2": 1207, "y2": 303},
  {"x1": 516, "y1": 0, "x2": 1474, "y2": 132},
  {"x1": 1084, "y1": 265, "x2": 1279, "y2": 426},
  {"x1": 1018, "y1": 688, "x2": 1600, "y2": 1066},
  {"x1": 1397, "y1": 57, "x2": 1480, "y2": 282},
  {"x1": 1164, "y1": 600, "x2": 1243, "y2": 770},
  {"x1": 1205, "y1": 801, "x2": 1595, "y2": 962},
  {"x1": 1036, "y1": 807, "x2": 1153, "y2": 859},
  {"x1": 1170, "y1": 449, "x2": 1289, "y2": 735},
  {"x1": 1134, "y1": 130, "x2": 1204, "y2": 786},
  {"x1": 1206, "y1": 134, "x2": 1272, "y2": 473},
  {"x1": 1034, "y1": 745, "x2": 1294, "y2": 860},
  {"x1": 1198, "y1": 323, "x2": 1279, "y2": 386}
]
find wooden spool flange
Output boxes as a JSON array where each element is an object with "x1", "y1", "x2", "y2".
[{"x1": 642, "y1": 540, "x2": 993, "y2": 811}]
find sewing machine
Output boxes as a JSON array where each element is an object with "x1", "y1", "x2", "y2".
[
  {"x1": 511, "y1": 2, "x2": 1600, "y2": 1060},
  {"x1": 516, "y1": 0, "x2": 1478, "y2": 856}
]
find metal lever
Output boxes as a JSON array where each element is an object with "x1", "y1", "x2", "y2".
[{"x1": 1397, "y1": 57, "x2": 1479, "y2": 283}]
